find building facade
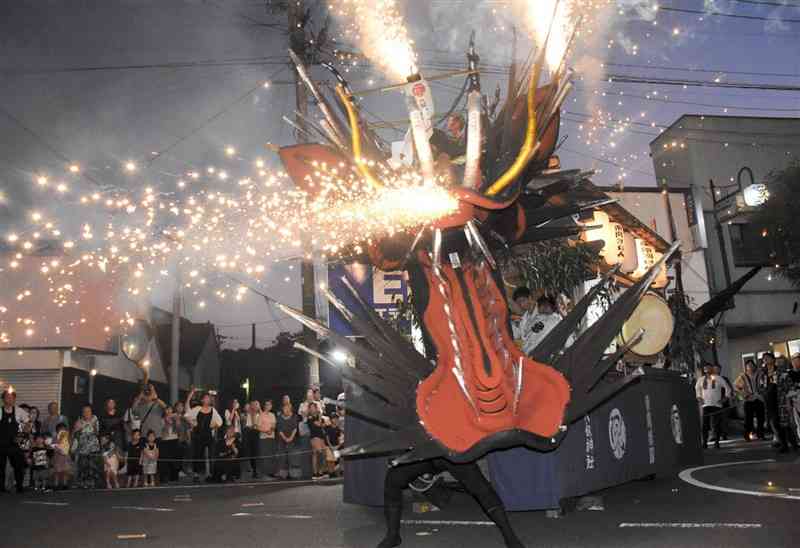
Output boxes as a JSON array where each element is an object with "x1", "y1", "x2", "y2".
[
  {"x1": 0, "y1": 250, "x2": 220, "y2": 415},
  {"x1": 650, "y1": 115, "x2": 800, "y2": 375}
]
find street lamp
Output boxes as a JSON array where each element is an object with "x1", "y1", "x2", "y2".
[
  {"x1": 331, "y1": 349, "x2": 348, "y2": 364},
  {"x1": 89, "y1": 368, "x2": 97, "y2": 405}
]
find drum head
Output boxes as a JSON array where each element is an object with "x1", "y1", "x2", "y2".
[{"x1": 620, "y1": 293, "x2": 674, "y2": 357}]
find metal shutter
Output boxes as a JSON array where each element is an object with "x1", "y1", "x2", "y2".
[{"x1": 0, "y1": 369, "x2": 63, "y2": 411}]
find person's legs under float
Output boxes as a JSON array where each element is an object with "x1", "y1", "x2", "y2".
[{"x1": 378, "y1": 458, "x2": 524, "y2": 548}]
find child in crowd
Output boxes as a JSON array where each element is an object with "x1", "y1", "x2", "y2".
[
  {"x1": 101, "y1": 433, "x2": 120, "y2": 489},
  {"x1": 126, "y1": 429, "x2": 143, "y2": 488},
  {"x1": 29, "y1": 434, "x2": 50, "y2": 491},
  {"x1": 325, "y1": 414, "x2": 344, "y2": 477},
  {"x1": 141, "y1": 430, "x2": 159, "y2": 487},
  {"x1": 52, "y1": 423, "x2": 72, "y2": 490},
  {"x1": 210, "y1": 425, "x2": 239, "y2": 482}
]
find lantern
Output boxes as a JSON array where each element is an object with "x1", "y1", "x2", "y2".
[
  {"x1": 633, "y1": 238, "x2": 668, "y2": 288},
  {"x1": 582, "y1": 211, "x2": 618, "y2": 266}
]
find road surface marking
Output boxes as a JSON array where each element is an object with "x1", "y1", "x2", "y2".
[
  {"x1": 22, "y1": 501, "x2": 69, "y2": 506},
  {"x1": 112, "y1": 506, "x2": 175, "y2": 512},
  {"x1": 619, "y1": 523, "x2": 762, "y2": 529},
  {"x1": 679, "y1": 459, "x2": 800, "y2": 501},
  {"x1": 232, "y1": 512, "x2": 313, "y2": 519},
  {"x1": 241, "y1": 502, "x2": 265, "y2": 507},
  {"x1": 402, "y1": 520, "x2": 495, "y2": 526},
  {"x1": 116, "y1": 534, "x2": 148, "y2": 540}
]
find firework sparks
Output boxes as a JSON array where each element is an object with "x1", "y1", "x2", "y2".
[
  {"x1": 0, "y1": 149, "x2": 459, "y2": 348},
  {"x1": 329, "y1": 0, "x2": 418, "y2": 80},
  {"x1": 514, "y1": 0, "x2": 612, "y2": 73}
]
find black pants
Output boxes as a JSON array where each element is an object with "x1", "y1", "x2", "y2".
[
  {"x1": 0, "y1": 445, "x2": 26, "y2": 491},
  {"x1": 193, "y1": 436, "x2": 214, "y2": 475},
  {"x1": 244, "y1": 428, "x2": 260, "y2": 475},
  {"x1": 212, "y1": 455, "x2": 237, "y2": 481},
  {"x1": 159, "y1": 439, "x2": 180, "y2": 482},
  {"x1": 717, "y1": 404, "x2": 729, "y2": 439},
  {"x1": 384, "y1": 459, "x2": 502, "y2": 511},
  {"x1": 743, "y1": 400, "x2": 765, "y2": 439},
  {"x1": 702, "y1": 406, "x2": 722, "y2": 447}
]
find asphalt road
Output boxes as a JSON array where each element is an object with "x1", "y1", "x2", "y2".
[{"x1": 2, "y1": 441, "x2": 798, "y2": 548}]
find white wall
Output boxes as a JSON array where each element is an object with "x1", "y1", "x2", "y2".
[{"x1": 0, "y1": 349, "x2": 62, "y2": 370}]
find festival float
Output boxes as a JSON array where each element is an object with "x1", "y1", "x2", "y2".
[{"x1": 271, "y1": 3, "x2": 703, "y2": 514}]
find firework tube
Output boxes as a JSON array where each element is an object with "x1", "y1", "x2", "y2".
[
  {"x1": 484, "y1": 34, "x2": 547, "y2": 197},
  {"x1": 335, "y1": 84, "x2": 382, "y2": 189},
  {"x1": 405, "y1": 74, "x2": 436, "y2": 185},
  {"x1": 289, "y1": 49, "x2": 348, "y2": 146},
  {"x1": 463, "y1": 37, "x2": 482, "y2": 189}
]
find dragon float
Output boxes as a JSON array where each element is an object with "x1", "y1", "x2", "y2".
[{"x1": 273, "y1": 39, "x2": 678, "y2": 468}]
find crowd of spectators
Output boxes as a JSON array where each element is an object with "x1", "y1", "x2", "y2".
[
  {"x1": 0, "y1": 382, "x2": 345, "y2": 494},
  {"x1": 697, "y1": 352, "x2": 800, "y2": 452}
]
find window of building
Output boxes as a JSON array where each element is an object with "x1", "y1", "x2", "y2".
[
  {"x1": 728, "y1": 223, "x2": 788, "y2": 267},
  {"x1": 788, "y1": 339, "x2": 800, "y2": 357}
]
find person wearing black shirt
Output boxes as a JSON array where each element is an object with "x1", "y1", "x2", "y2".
[
  {"x1": 0, "y1": 390, "x2": 29, "y2": 494},
  {"x1": 307, "y1": 403, "x2": 327, "y2": 480},
  {"x1": 325, "y1": 416, "x2": 343, "y2": 451},
  {"x1": 99, "y1": 398, "x2": 126, "y2": 451},
  {"x1": 29, "y1": 434, "x2": 50, "y2": 491},
  {"x1": 126, "y1": 429, "x2": 144, "y2": 488},
  {"x1": 209, "y1": 426, "x2": 239, "y2": 482},
  {"x1": 276, "y1": 402, "x2": 300, "y2": 480},
  {"x1": 324, "y1": 415, "x2": 343, "y2": 477},
  {"x1": 184, "y1": 388, "x2": 223, "y2": 481}
]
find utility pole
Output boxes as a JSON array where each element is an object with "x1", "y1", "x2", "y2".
[
  {"x1": 289, "y1": 0, "x2": 320, "y2": 387},
  {"x1": 170, "y1": 268, "x2": 181, "y2": 403}
]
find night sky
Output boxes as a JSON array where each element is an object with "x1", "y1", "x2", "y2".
[{"x1": 1, "y1": 0, "x2": 798, "y2": 347}]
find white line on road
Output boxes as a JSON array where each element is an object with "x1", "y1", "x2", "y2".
[
  {"x1": 679, "y1": 459, "x2": 800, "y2": 501},
  {"x1": 241, "y1": 502, "x2": 265, "y2": 507},
  {"x1": 619, "y1": 523, "x2": 762, "y2": 529},
  {"x1": 232, "y1": 512, "x2": 313, "y2": 519},
  {"x1": 112, "y1": 506, "x2": 175, "y2": 512},
  {"x1": 402, "y1": 520, "x2": 495, "y2": 526},
  {"x1": 116, "y1": 534, "x2": 148, "y2": 540},
  {"x1": 22, "y1": 501, "x2": 69, "y2": 506}
]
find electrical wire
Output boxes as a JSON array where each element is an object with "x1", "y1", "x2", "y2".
[
  {"x1": 605, "y1": 74, "x2": 800, "y2": 92},
  {"x1": 573, "y1": 87, "x2": 800, "y2": 113},
  {"x1": 0, "y1": 57, "x2": 289, "y2": 76},
  {"x1": 658, "y1": 5, "x2": 800, "y2": 24},
  {"x1": 146, "y1": 65, "x2": 289, "y2": 167},
  {"x1": 600, "y1": 61, "x2": 800, "y2": 79},
  {"x1": 720, "y1": 0, "x2": 800, "y2": 7},
  {"x1": 0, "y1": 104, "x2": 106, "y2": 188}
]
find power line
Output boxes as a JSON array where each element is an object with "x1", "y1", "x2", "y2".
[
  {"x1": 147, "y1": 65, "x2": 289, "y2": 166},
  {"x1": 216, "y1": 318, "x2": 287, "y2": 329},
  {"x1": 601, "y1": 61, "x2": 800, "y2": 79},
  {"x1": 605, "y1": 74, "x2": 800, "y2": 92},
  {"x1": 574, "y1": 86, "x2": 800, "y2": 113},
  {"x1": 721, "y1": 0, "x2": 800, "y2": 7},
  {"x1": 0, "y1": 57, "x2": 288, "y2": 76},
  {"x1": 658, "y1": 5, "x2": 800, "y2": 23},
  {"x1": 559, "y1": 145, "x2": 658, "y2": 178},
  {"x1": 0, "y1": 104, "x2": 106, "y2": 188}
]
